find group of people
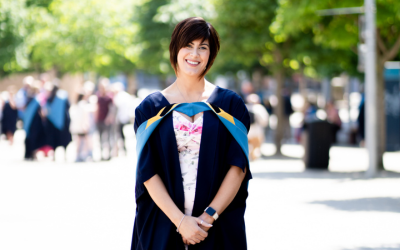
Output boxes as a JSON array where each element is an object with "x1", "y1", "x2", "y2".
[
  {"x1": 69, "y1": 78, "x2": 138, "y2": 161},
  {"x1": 0, "y1": 74, "x2": 138, "y2": 162},
  {"x1": 0, "y1": 75, "x2": 73, "y2": 160}
]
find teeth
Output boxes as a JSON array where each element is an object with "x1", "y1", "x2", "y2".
[{"x1": 187, "y1": 60, "x2": 199, "y2": 65}]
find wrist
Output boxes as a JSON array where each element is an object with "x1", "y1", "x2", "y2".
[
  {"x1": 172, "y1": 211, "x2": 185, "y2": 227},
  {"x1": 201, "y1": 212, "x2": 215, "y2": 224}
]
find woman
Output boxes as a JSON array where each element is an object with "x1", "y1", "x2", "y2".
[
  {"x1": 69, "y1": 92, "x2": 90, "y2": 162},
  {"x1": 131, "y1": 17, "x2": 251, "y2": 250},
  {"x1": 1, "y1": 86, "x2": 19, "y2": 145},
  {"x1": 44, "y1": 80, "x2": 72, "y2": 157}
]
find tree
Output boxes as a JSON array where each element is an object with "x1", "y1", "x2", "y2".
[
  {"x1": 274, "y1": 0, "x2": 400, "y2": 169},
  {"x1": 211, "y1": 0, "x2": 341, "y2": 154},
  {"x1": 29, "y1": 0, "x2": 139, "y2": 76},
  {"x1": 0, "y1": 0, "x2": 32, "y2": 76}
]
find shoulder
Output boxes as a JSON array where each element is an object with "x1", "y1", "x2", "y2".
[
  {"x1": 135, "y1": 91, "x2": 168, "y2": 120},
  {"x1": 212, "y1": 86, "x2": 246, "y2": 112},
  {"x1": 210, "y1": 86, "x2": 249, "y2": 128}
]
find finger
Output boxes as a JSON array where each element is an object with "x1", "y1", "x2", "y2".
[
  {"x1": 192, "y1": 237, "x2": 201, "y2": 244},
  {"x1": 182, "y1": 237, "x2": 188, "y2": 245},
  {"x1": 195, "y1": 234, "x2": 206, "y2": 241},
  {"x1": 196, "y1": 228, "x2": 208, "y2": 238},
  {"x1": 188, "y1": 239, "x2": 197, "y2": 245},
  {"x1": 201, "y1": 221, "x2": 213, "y2": 228},
  {"x1": 195, "y1": 218, "x2": 213, "y2": 228}
]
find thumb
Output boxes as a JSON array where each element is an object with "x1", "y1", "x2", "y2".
[{"x1": 195, "y1": 218, "x2": 213, "y2": 228}]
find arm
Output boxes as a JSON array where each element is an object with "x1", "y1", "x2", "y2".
[
  {"x1": 198, "y1": 165, "x2": 247, "y2": 231},
  {"x1": 144, "y1": 174, "x2": 212, "y2": 245}
]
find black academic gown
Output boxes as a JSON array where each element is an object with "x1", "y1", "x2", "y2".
[
  {"x1": 45, "y1": 94, "x2": 72, "y2": 149},
  {"x1": 1, "y1": 102, "x2": 18, "y2": 135},
  {"x1": 131, "y1": 86, "x2": 251, "y2": 250},
  {"x1": 24, "y1": 99, "x2": 47, "y2": 160}
]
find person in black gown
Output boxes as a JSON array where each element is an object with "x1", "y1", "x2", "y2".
[
  {"x1": 131, "y1": 17, "x2": 251, "y2": 250},
  {"x1": 23, "y1": 83, "x2": 47, "y2": 160},
  {"x1": 43, "y1": 80, "x2": 72, "y2": 160},
  {"x1": 1, "y1": 86, "x2": 19, "y2": 145}
]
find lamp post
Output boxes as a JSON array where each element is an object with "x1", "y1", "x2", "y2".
[
  {"x1": 317, "y1": 1, "x2": 378, "y2": 177},
  {"x1": 364, "y1": 0, "x2": 378, "y2": 177}
]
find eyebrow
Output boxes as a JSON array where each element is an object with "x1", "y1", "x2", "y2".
[{"x1": 189, "y1": 42, "x2": 209, "y2": 47}]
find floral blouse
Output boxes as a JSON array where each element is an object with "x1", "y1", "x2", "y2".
[{"x1": 172, "y1": 111, "x2": 203, "y2": 216}]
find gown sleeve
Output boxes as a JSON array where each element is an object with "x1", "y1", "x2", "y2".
[
  {"x1": 227, "y1": 94, "x2": 252, "y2": 177},
  {"x1": 134, "y1": 105, "x2": 158, "y2": 200}
]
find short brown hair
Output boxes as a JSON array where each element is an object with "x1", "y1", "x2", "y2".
[{"x1": 169, "y1": 17, "x2": 220, "y2": 78}]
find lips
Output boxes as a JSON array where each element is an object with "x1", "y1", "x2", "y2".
[{"x1": 185, "y1": 59, "x2": 200, "y2": 66}]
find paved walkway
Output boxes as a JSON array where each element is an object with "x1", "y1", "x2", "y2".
[{"x1": 1, "y1": 130, "x2": 400, "y2": 250}]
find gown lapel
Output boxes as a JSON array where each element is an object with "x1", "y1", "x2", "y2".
[
  {"x1": 191, "y1": 111, "x2": 219, "y2": 216},
  {"x1": 158, "y1": 114, "x2": 185, "y2": 211}
]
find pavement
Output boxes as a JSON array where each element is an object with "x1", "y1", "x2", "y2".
[{"x1": 1, "y1": 129, "x2": 400, "y2": 250}]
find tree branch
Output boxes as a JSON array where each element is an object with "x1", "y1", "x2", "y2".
[
  {"x1": 383, "y1": 33, "x2": 400, "y2": 62},
  {"x1": 376, "y1": 29, "x2": 388, "y2": 55}
]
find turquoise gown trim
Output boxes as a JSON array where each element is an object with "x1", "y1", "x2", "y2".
[
  {"x1": 46, "y1": 90, "x2": 68, "y2": 130},
  {"x1": 23, "y1": 98, "x2": 40, "y2": 137},
  {"x1": 135, "y1": 102, "x2": 249, "y2": 177}
]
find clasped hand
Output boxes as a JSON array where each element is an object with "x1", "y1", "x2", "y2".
[{"x1": 179, "y1": 215, "x2": 213, "y2": 245}]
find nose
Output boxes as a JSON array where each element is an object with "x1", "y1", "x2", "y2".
[{"x1": 190, "y1": 47, "x2": 200, "y2": 57}]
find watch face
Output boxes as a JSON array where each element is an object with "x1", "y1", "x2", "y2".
[{"x1": 205, "y1": 207, "x2": 216, "y2": 216}]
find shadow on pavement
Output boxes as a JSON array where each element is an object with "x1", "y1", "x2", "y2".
[
  {"x1": 252, "y1": 170, "x2": 400, "y2": 180},
  {"x1": 341, "y1": 245, "x2": 400, "y2": 250},
  {"x1": 260, "y1": 154, "x2": 301, "y2": 160},
  {"x1": 310, "y1": 197, "x2": 400, "y2": 213}
]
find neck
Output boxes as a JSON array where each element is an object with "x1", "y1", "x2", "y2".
[{"x1": 175, "y1": 74, "x2": 206, "y2": 93}]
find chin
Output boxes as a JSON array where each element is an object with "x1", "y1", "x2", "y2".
[{"x1": 180, "y1": 70, "x2": 202, "y2": 78}]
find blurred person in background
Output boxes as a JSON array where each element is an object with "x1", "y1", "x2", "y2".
[
  {"x1": 326, "y1": 101, "x2": 342, "y2": 144},
  {"x1": 112, "y1": 82, "x2": 132, "y2": 155},
  {"x1": 70, "y1": 91, "x2": 90, "y2": 162},
  {"x1": 282, "y1": 88, "x2": 294, "y2": 143},
  {"x1": 295, "y1": 100, "x2": 317, "y2": 143},
  {"x1": 0, "y1": 93, "x2": 2, "y2": 133},
  {"x1": 246, "y1": 93, "x2": 269, "y2": 160},
  {"x1": 357, "y1": 94, "x2": 365, "y2": 147},
  {"x1": 83, "y1": 81, "x2": 96, "y2": 160},
  {"x1": 303, "y1": 100, "x2": 318, "y2": 122},
  {"x1": 263, "y1": 98, "x2": 273, "y2": 115},
  {"x1": 42, "y1": 79, "x2": 72, "y2": 160},
  {"x1": 240, "y1": 80, "x2": 254, "y2": 101},
  {"x1": 15, "y1": 76, "x2": 34, "y2": 118},
  {"x1": 1, "y1": 86, "x2": 18, "y2": 145},
  {"x1": 23, "y1": 81, "x2": 47, "y2": 160},
  {"x1": 96, "y1": 78, "x2": 114, "y2": 161}
]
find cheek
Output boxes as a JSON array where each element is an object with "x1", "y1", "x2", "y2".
[
  {"x1": 177, "y1": 50, "x2": 188, "y2": 64},
  {"x1": 202, "y1": 52, "x2": 210, "y2": 64}
]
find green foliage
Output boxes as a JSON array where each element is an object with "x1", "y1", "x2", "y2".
[
  {"x1": 274, "y1": 0, "x2": 400, "y2": 76},
  {"x1": 1, "y1": 0, "x2": 399, "y2": 79},
  {"x1": 211, "y1": 0, "x2": 276, "y2": 72},
  {"x1": 30, "y1": 0, "x2": 139, "y2": 75},
  {"x1": 132, "y1": 0, "x2": 173, "y2": 75},
  {"x1": 0, "y1": 0, "x2": 31, "y2": 76}
]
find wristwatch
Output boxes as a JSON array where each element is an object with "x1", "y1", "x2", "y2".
[{"x1": 204, "y1": 207, "x2": 219, "y2": 220}]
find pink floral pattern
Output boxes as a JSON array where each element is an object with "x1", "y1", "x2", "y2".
[{"x1": 173, "y1": 111, "x2": 203, "y2": 216}]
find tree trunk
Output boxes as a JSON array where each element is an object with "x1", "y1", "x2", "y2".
[
  {"x1": 273, "y1": 49, "x2": 285, "y2": 155},
  {"x1": 376, "y1": 60, "x2": 386, "y2": 170}
]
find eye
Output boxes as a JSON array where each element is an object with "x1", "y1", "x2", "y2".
[
  {"x1": 186, "y1": 44, "x2": 193, "y2": 48},
  {"x1": 200, "y1": 46, "x2": 208, "y2": 50}
]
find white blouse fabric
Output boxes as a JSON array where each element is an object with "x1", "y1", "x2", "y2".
[{"x1": 172, "y1": 111, "x2": 203, "y2": 216}]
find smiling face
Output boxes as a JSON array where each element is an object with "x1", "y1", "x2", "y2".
[{"x1": 176, "y1": 39, "x2": 210, "y2": 78}]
